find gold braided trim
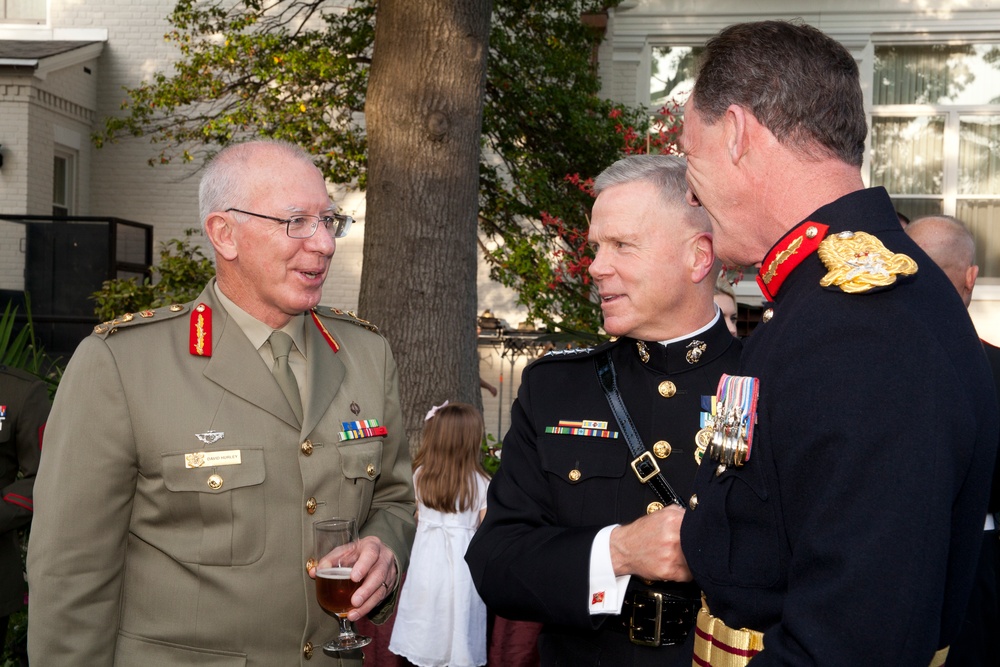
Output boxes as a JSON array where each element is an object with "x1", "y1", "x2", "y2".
[
  {"x1": 693, "y1": 596, "x2": 950, "y2": 667},
  {"x1": 693, "y1": 597, "x2": 763, "y2": 667},
  {"x1": 929, "y1": 647, "x2": 948, "y2": 667}
]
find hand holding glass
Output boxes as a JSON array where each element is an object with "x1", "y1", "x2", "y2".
[{"x1": 313, "y1": 518, "x2": 372, "y2": 651}]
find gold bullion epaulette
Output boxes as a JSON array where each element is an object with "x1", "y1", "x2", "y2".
[
  {"x1": 312, "y1": 306, "x2": 381, "y2": 335},
  {"x1": 818, "y1": 230, "x2": 918, "y2": 293},
  {"x1": 92, "y1": 303, "x2": 190, "y2": 338}
]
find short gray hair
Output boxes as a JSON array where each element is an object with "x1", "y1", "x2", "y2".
[
  {"x1": 593, "y1": 154, "x2": 708, "y2": 231},
  {"x1": 198, "y1": 139, "x2": 318, "y2": 229}
]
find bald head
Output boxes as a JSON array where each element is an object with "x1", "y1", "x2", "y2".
[{"x1": 905, "y1": 215, "x2": 978, "y2": 307}]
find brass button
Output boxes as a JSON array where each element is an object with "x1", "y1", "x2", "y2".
[
  {"x1": 568, "y1": 469, "x2": 582, "y2": 482},
  {"x1": 305, "y1": 557, "x2": 317, "y2": 572},
  {"x1": 652, "y1": 440, "x2": 671, "y2": 459},
  {"x1": 658, "y1": 381, "x2": 677, "y2": 398},
  {"x1": 303, "y1": 642, "x2": 313, "y2": 659},
  {"x1": 301, "y1": 440, "x2": 314, "y2": 456},
  {"x1": 646, "y1": 501, "x2": 664, "y2": 514},
  {"x1": 169, "y1": 304, "x2": 183, "y2": 312},
  {"x1": 762, "y1": 308, "x2": 773, "y2": 323},
  {"x1": 366, "y1": 463, "x2": 376, "y2": 478},
  {"x1": 306, "y1": 497, "x2": 318, "y2": 514},
  {"x1": 689, "y1": 494, "x2": 698, "y2": 510},
  {"x1": 207, "y1": 474, "x2": 223, "y2": 490},
  {"x1": 806, "y1": 225, "x2": 818, "y2": 239}
]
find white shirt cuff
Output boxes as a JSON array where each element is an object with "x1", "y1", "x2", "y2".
[{"x1": 588, "y1": 524, "x2": 631, "y2": 615}]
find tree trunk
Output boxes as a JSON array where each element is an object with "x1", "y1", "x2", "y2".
[{"x1": 362, "y1": 0, "x2": 493, "y2": 454}]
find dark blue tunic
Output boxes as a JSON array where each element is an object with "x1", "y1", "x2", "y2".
[
  {"x1": 682, "y1": 188, "x2": 998, "y2": 666},
  {"x1": 467, "y1": 316, "x2": 740, "y2": 666}
]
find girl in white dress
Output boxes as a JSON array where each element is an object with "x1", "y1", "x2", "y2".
[{"x1": 389, "y1": 401, "x2": 490, "y2": 667}]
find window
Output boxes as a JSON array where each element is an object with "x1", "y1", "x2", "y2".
[
  {"x1": 1, "y1": 0, "x2": 45, "y2": 22},
  {"x1": 871, "y1": 44, "x2": 1000, "y2": 275},
  {"x1": 52, "y1": 152, "x2": 75, "y2": 218}
]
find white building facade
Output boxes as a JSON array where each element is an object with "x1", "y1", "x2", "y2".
[
  {"x1": 598, "y1": 0, "x2": 1000, "y2": 344},
  {"x1": 4, "y1": 0, "x2": 1000, "y2": 437}
]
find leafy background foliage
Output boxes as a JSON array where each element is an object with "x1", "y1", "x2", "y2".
[{"x1": 96, "y1": 0, "x2": 663, "y2": 336}]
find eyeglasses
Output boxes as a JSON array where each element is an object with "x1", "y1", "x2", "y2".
[{"x1": 226, "y1": 207, "x2": 353, "y2": 239}]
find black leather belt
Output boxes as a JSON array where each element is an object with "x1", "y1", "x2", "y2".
[{"x1": 609, "y1": 590, "x2": 699, "y2": 647}]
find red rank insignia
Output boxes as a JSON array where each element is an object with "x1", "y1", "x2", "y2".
[
  {"x1": 310, "y1": 309, "x2": 340, "y2": 353},
  {"x1": 591, "y1": 591, "x2": 605, "y2": 605},
  {"x1": 757, "y1": 221, "x2": 829, "y2": 300},
  {"x1": 189, "y1": 303, "x2": 212, "y2": 357}
]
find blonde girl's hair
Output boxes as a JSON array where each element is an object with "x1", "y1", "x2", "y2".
[{"x1": 413, "y1": 402, "x2": 488, "y2": 513}]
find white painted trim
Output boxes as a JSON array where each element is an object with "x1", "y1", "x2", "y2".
[{"x1": 0, "y1": 27, "x2": 107, "y2": 41}]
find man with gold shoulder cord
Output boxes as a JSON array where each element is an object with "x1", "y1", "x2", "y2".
[{"x1": 466, "y1": 155, "x2": 741, "y2": 666}]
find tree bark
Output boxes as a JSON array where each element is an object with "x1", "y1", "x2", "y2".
[{"x1": 362, "y1": 0, "x2": 493, "y2": 453}]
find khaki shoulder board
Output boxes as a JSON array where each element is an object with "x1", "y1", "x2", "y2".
[
  {"x1": 312, "y1": 306, "x2": 381, "y2": 335},
  {"x1": 92, "y1": 303, "x2": 190, "y2": 338}
]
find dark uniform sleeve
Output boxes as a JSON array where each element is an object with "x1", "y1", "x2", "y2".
[
  {"x1": 0, "y1": 375, "x2": 50, "y2": 533},
  {"x1": 687, "y1": 317, "x2": 993, "y2": 665},
  {"x1": 465, "y1": 369, "x2": 605, "y2": 629}
]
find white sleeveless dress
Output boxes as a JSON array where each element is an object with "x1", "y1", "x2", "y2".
[{"x1": 389, "y1": 469, "x2": 489, "y2": 667}]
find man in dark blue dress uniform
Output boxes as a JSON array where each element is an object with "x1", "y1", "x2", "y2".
[
  {"x1": 466, "y1": 155, "x2": 741, "y2": 666},
  {"x1": 679, "y1": 21, "x2": 999, "y2": 667},
  {"x1": 906, "y1": 215, "x2": 1000, "y2": 667}
]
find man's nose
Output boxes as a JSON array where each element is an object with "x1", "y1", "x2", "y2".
[{"x1": 306, "y1": 227, "x2": 337, "y2": 256}]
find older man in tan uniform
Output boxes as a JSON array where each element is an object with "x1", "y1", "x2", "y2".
[{"x1": 27, "y1": 140, "x2": 416, "y2": 666}]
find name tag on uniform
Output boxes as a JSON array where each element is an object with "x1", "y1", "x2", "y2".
[{"x1": 185, "y1": 449, "x2": 242, "y2": 468}]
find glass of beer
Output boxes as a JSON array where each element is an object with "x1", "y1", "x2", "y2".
[{"x1": 313, "y1": 518, "x2": 372, "y2": 651}]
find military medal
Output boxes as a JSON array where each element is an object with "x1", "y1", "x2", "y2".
[
  {"x1": 700, "y1": 374, "x2": 759, "y2": 468},
  {"x1": 338, "y1": 419, "x2": 387, "y2": 441}
]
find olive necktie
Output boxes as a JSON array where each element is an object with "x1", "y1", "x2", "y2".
[{"x1": 269, "y1": 331, "x2": 303, "y2": 423}]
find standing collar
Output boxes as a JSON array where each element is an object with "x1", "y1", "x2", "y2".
[
  {"x1": 627, "y1": 314, "x2": 737, "y2": 375},
  {"x1": 755, "y1": 187, "x2": 901, "y2": 300}
]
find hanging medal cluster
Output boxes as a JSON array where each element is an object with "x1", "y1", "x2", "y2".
[{"x1": 695, "y1": 373, "x2": 760, "y2": 472}]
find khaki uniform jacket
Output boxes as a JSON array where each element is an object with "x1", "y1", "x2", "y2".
[
  {"x1": 27, "y1": 283, "x2": 416, "y2": 666},
  {"x1": 0, "y1": 365, "x2": 49, "y2": 617}
]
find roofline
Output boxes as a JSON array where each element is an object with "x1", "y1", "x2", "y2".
[{"x1": 0, "y1": 40, "x2": 105, "y2": 80}]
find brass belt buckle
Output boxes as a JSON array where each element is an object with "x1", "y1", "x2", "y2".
[
  {"x1": 628, "y1": 591, "x2": 663, "y2": 647},
  {"x1": 630, "y1": 451, "x2": 660, "y2": 484}
]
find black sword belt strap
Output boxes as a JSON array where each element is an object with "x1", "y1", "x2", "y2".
[{"x1": 596, "y1": 350, "x2": 684, "y2": 507}]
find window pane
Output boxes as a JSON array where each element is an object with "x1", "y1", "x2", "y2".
[
  {"x1": 871, "y1": 116, "x2": 945, "y2": 194},
  {"x1": 3, "y1": 0, "x2": 45, "y2": 21},
  {"x1": 53, "y1": 156, "x2": 67, "y2": 207},
  {"x1": 875, "y1": 44, "x2": 1000, "y2": 105},
  {"x1": 959, "y1": 115, "x2": 1000, "y2": 195},
  {"x1": 116, "y1": 223, "x2": 148, "y2": 264},
  {"x1": 891, "y1": 198, "x2": 942, "y2": 223},
  {"x1": 958, "y1": 199, "x2": 1000, "y2": 277},
  {"x1": 650, "y1": 46, "x2": 699, "y2": 109}
]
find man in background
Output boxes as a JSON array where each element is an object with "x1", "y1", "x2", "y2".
[
  {"x1": 907, "y1": 214, "x2": 1000, "y2": 667},
  {"x1": 0, "y1": 365, "x2": 49, "y2": 660}
]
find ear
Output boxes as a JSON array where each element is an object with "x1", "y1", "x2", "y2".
[
  {"x1": 725, "y1": 104, "x2": 749, "y2": 165},
  {"x1": 690, "y1": 231, "x2": 716, "y2": 283},
  {"x1": 205, "y1": 211, "x2": 238, "y2": 262},
  {"x1": 965, "y1": 264, "x2": 979, "y2": 298}
]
